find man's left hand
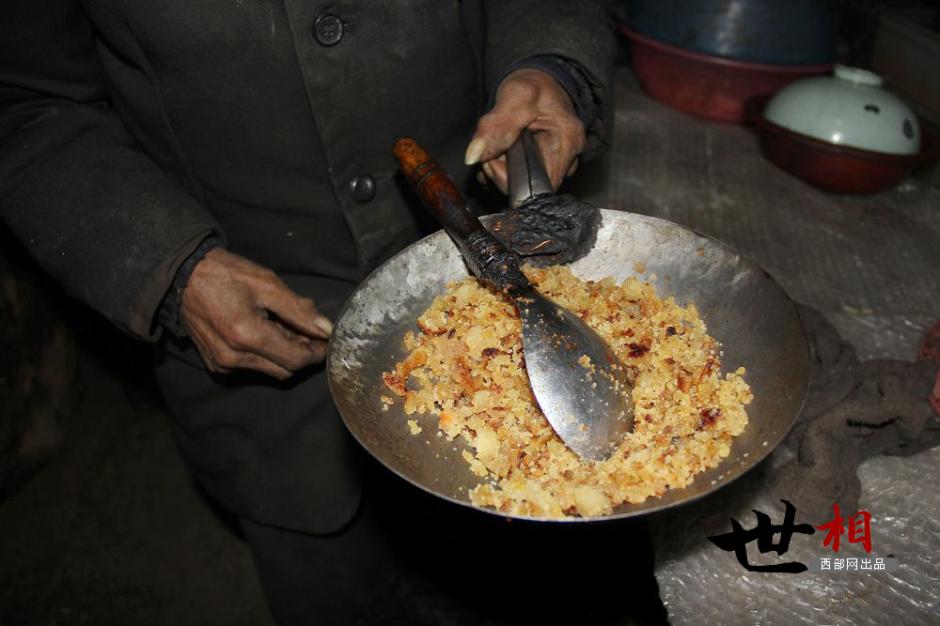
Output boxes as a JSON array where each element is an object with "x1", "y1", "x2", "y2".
[{"x1": 464, "y1": 67, "x2": 585, "y2": 194}]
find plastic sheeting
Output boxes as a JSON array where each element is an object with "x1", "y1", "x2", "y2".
[{"x1": 583, "y1": 69, "x2": 940, "y2": 624}]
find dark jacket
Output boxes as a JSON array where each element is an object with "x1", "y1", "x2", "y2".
[
  {"x1": 0, "y1": 0, "x2": 615, "y2": 340},
  {"x1": 0, "y1": 0, "x2": 615, "y2": 534}
]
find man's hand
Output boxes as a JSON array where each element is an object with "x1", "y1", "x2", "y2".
[
  {"x1": 464, "y1": 67, "x2": 586, "y2": 193},
  {"x1": 180, "y1": 248, "x2": 333, "y2": 380}
]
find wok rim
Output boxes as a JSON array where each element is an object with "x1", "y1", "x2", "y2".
[{"x1": 326, "y1": 210, "x2": 811, "y2": 523}]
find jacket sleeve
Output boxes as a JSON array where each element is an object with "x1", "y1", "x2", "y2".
[
  {"x1": 0, "y1": 0, "x2": 222, "y2": 340},
  {"x1": 484, "y1": 0, "x2": 617, "y2": 158}
]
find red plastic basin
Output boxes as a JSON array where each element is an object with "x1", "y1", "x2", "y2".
[{"x1": 621, "y1": 26, "x2": 833, "y2": 123}]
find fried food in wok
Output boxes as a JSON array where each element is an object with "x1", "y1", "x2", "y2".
[{"x1": 382, "y1": 265, "x2": 752, "y2": 518}]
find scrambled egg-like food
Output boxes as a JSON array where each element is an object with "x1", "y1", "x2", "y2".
[{"x1": 382, "y1": 266, "x2": 752, "y2": 518}]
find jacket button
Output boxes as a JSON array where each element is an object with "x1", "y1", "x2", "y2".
[
  {"x1": 349, "y1": 174, "x2": 376, "y2": 203},
  {"x1": 313, "y1": 14, "x2": 343, "y2": 46}
]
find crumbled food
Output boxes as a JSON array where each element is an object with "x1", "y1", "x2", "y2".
[
  {"x1": 382, "y1": 265, "x2": 752, "y2": 518},
  {"x1": 407, "y1": 419, "x2": 423, "y2": 435}
]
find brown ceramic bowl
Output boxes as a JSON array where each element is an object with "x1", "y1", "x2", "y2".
[{"x1": 749, "y1": 98, "x2": 939, "y2": 193}]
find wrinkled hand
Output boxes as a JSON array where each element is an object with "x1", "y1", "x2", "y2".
[
  {"x1": 464, "y1": 67, "x2": 586, "y2": 193},
  {"x1": 180, "y1": 248, "x2": 333, "y2": 380}
]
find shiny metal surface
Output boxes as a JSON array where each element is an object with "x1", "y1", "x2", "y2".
[
  {"x1": 627, "y1": 0, "x2": 837, "y2": 66},
  {"x1": 507, "y1": 130, "x2": 553, "y2": 209},
  {"x1": 512, "y1": 285, "x2": 634, "y2": 460},
  {"x1": 327, "y1": 209, "x2": 810, "y2": 522}
]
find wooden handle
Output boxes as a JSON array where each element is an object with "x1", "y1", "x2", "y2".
[
  {"x1": 393, "y1": 138, "x2": 482, "y2": 242},
  {"x1": 392, "y1": 138, "x2": 530, "y2": 292}
]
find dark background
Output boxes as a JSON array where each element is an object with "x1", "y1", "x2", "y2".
[{"x1": 3, "y1": 2, "x2": 940, "y2": 624}]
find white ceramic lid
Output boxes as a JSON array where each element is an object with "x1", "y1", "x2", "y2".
[{"x1": 764, "y1": 65, "x2": 921, "y2": 155}]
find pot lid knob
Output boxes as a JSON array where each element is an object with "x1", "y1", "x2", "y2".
[{"x1": 834, "y1": 65, "x2": 884, "y2": 88}]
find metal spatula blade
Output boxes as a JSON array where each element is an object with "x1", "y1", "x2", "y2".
[
  {"x1": 514, "y1": 287, "x2": 634, "y2": 460},
  {"x1": 393, "y1": 138, "x2": 635, "y2": 461}
]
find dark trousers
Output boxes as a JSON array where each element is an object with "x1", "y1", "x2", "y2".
[{"x1": 240, "y1": 457, "x2": 668, "y2": 626}]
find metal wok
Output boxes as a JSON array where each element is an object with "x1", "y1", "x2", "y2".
[{"x1": 326, "y1": 210, "x2": 810, "y2": 522}]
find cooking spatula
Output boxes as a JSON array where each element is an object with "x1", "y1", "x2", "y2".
[{"x1": 393, "y1": 138, "x2": 634, "y2": 461}]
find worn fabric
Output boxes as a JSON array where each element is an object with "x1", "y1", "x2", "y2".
[
  {"x1": 0, "y1": 1, "x2": 615, "y2": 536},
  {"x1": 156, "y1": 235, "x2": 222, "y2": 337},
  {"x1": 745, "y1": 306, "x2": 940, "y2": 518},
  {"x1": 0, "y1": 0, "x2": 615, "y2": 340}
]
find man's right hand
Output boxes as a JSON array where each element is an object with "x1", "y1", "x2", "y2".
[{"x1": 180, "y1": 248, "x2": 333, "y2": 380}]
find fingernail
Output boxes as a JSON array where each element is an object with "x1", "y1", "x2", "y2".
[
  {"x1": 316, "y1": 317, "x2": 334, "y2": 336},
  {"x1": 464, "y1": 138, "x2": 486, "y2": 165}
]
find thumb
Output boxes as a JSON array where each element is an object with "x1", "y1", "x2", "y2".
[
  {"x1": 257, "y1": 281, "x2": 333, "y2": 340},
  {"x1": 464, "y1": 101, "x2": 539, "y2": 166}
]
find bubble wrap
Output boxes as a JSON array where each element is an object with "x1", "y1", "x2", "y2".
[
  {"x1": 652, "y1": 446, "x2": 939, "y2": 626},
  {"x1": 585, "y1": 69, "x2": 940, "y2": 625}
]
